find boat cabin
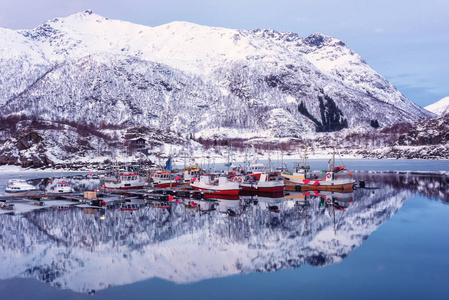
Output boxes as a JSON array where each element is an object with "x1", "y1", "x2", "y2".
[
  {"x1": 247, "y1": 163, "x2": 265, "y2": 174},
  {"x1": 120, "y1": 174, "x2": 139, "y2": 182}
]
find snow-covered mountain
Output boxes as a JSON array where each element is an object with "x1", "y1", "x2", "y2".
[
  {"x1": 0, "y1": 182, "x2": 413, "y2": 293},
  {"x1": 425, "y1": 97, "x2": 449, "y2": 116},
  {"x1": 0, "y1": 10, "x2": 432, "y2": 138}
]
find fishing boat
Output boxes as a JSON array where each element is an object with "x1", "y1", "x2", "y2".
[
  {"x1": 103, "y1": 169, "x2": 146, "y2": 190},
  {"x1": 281, "y1": 146, "x2": 311, "y2": 185},
  {"x1": 150, "y1": 170, "x2": 178, "y2": 188},
  {"x1": 191, "y1": 174, "x2": 239, "y2": 196},
  {"x1": 238, "y1": 172, "x2": 284, "y2": 193},
  {"x1": 48, "y1": 179, "x2": 75, "y2": 194},
  {"x1": 4, "y1": 179, "x2": 39, "y2": 197},
  {"x1": 284, "y1": 145, "x2": 355, "y2": 192},
  {"x1": 287, "y1": 169, "x2": 355, "y2": 192},
  {"x1": 180, "y1": 165, "x2": 202, "y2": 186},
  {"x1": 149, "y1": 156, "x2": 178, "y2": 188}
]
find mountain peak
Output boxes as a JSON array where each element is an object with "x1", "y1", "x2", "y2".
[
  {"x1": 55, "y1": 9, "x2": 109, "y2": 24},
  {"x1": 303, "y1": 33, "x2": 345, "y2": 48},
  {"x1": 251, "y1": 28, "x2": 300, "y2": 43},
  {"x1": 425, "y1": 96, "x2": 449, "y2": 116}
]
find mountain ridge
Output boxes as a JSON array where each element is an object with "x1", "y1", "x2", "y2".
[{"x1": 0, "y1": 10, "x2": 433, "y2": 139}]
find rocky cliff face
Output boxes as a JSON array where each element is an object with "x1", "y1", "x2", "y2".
[
  {"x1": 0, "y1": 10, "x2": 432, "y2": 139},
  {"x1": 0, "y1": 119, "x2": 196, "y2": 167},
  {"x1": 397, "y1": 113, "x2": 449, "y2": 146}
]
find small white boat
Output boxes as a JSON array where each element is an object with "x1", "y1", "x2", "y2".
[
  {"x1": 48, "y1": 179, "x2": 75, "y2": 194},
  {"x1": 4, "y1": 179, "x2": 39, "y2": 197}
]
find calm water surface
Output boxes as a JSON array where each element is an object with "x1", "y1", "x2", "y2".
[{"x1": 0, "y1": 160, "x2": 448, "y2": 299}]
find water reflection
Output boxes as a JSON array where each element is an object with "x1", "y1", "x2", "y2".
[
  {"x1": 0, "y1": 172, "x2": 447, "y2": 294},
  {"x1": 356, "y1": 172, "x2": 449, "y2": 203}
]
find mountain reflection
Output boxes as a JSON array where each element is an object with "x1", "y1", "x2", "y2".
[
  {"x1": 356, "y1": 172, "x2": 449, "y2": 203},
  {"x1": 0, "y1": 173, "x2": 434, "y2": 294}
]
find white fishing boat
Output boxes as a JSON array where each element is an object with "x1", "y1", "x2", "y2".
[
  {"x1": 150, "y1": 170, "x2": 178, "y2": 188},
  {"x1": 238, "y1": 149, "x2": 284, "y2": 193},
  {"x1": 180, "y1": 165, "x2": 202, "y2": 186},
  {"x1": 48, "y1": 179, "x2": 75, "y2": 194},
  {"x1": 148, "y1": 156, "x2": 179, "y2": 188},
  {"x1": 238, "y1": 172, "x2": 284, "y2": 193},
  {"x1": 103, "y1": 169, "x2": 146, "y2": 190},
  {"x1": 4, "y1": 179, "x2": 39, "y2": 197},
  {"x1": 191, "y1": 174, "x2": 239, "y2": 196}
]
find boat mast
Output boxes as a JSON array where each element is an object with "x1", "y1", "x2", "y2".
[
  {"x1": 268, "y1": 144, "x2": 271, "y2": 172},
  {"x1": 244, "y1": 147, "x2": 248, "y2": 174},
  {"x1": 281, "y1": 147, "x2": 284, "y2": 171},
  {"x1": 332, "y1": 143, "x2": 336, "y2": 170},
  {"x1": 227, "y1": 145, "x2": 232, "y2": 174},
  {"x1": 304, "y1": 144, "x2": 308, "y2": 168}
]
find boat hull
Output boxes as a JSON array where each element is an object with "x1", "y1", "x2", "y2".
[
  {"x1": 104, "y1": 184, "x2": 145, "y2": 190},
  {"x1": 239, "y1": 184, "x2": 284, "y2": 193},
  {"x1": 191, "y1": 186, "x2": 239, "y2": 196},
  {"x1": 4, "y1": 189, "x2": 40, "y2": 197},
  {"x1": 152, "y1": 182, "x2": 178, "y2": 188},
  {"x1": 285, "y1": 182, "x2": 354, "y2": 192}
]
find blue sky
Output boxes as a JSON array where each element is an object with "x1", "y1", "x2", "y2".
[{"x1": 1, "y1": 0, "x2": 447, "y2": 107}]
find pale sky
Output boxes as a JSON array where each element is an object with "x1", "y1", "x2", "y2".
[{"x1": 1, "y1": 0, "x2": 448, "y2": 107}]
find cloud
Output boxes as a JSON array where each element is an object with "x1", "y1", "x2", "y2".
[{"x1": 373, "y1": 27, "x2": 384, "y2": 34}]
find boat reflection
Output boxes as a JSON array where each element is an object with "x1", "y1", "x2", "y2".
[{"x1": 0, "y1": 173, "x2": 431, "y2": 294}]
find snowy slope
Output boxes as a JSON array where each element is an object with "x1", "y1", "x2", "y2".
[
  {"x1": 0, "y1": 10, "x2": 433, "y2": 138},
  {"x1": 425, "y1": 96, "x2": 449, "y2": 116}
]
